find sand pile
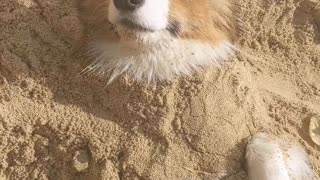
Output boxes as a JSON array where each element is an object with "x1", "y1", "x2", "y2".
[{"x1": 0, "y1": 0, "x2": 320, "y2": 179}]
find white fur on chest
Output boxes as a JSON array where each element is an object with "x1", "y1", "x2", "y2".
[{"x1": 84, "y1": 32, "x2": 235, "y2": 83}]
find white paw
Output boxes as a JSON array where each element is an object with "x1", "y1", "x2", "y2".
[{"x1": 245, "y1": 133, "x2": 313, "y2": 180}]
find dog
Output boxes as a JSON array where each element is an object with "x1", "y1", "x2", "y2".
[
  {"x1": 77, "y1": 0, "x2": 315, "y2": 179},
  {"x1": 77, "y1": 0, "x2": 236, "y2": 83}
]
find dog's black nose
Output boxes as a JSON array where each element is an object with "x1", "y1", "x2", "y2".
[{"x1": 113, "y1": 0, "x2": 145, "y2": 11}]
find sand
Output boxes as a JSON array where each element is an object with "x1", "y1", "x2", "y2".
[{"x1": 0, "y1": 0, "x2": 320, "y2": 179}]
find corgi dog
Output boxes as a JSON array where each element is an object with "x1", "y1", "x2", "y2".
[
  {"x1": 77, "y1": 0, "x2": 236, "y2": 83},
  {"x1": 245, "y1": 133, "x2": 314, "y2": 180}
]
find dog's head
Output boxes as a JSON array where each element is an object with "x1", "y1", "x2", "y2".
[{"x1": 78, "y1": 0, "x2": 236, "y2": 83}]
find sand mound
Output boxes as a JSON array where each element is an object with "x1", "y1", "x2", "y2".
[{"x1": 0, "y1": 0, "x2": 320, "y2": 179}]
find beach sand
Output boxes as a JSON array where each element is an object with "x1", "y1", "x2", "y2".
[{"x1": 0, "y1": 0, "x2": 320, "y2": 179}]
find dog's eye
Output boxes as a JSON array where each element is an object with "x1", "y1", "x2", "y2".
[{"x1": 166, "y1": 20, "x2": 181, "y2": 37}]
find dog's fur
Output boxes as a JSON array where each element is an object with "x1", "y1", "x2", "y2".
[{"x1": 77, "y1": 0, "x2": 236, "y2": 83}]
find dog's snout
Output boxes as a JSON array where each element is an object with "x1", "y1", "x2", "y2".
[{"x1": 113, "y1": 0, "x2": 145, "y2": 11}]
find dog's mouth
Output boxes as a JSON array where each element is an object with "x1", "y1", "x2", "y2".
[
  {"x1": 119, "y1": 18, "x2": 153, "y2": 32},
  {"x1": 116, "y1": 18, "x2": 181, "y2": 36}
]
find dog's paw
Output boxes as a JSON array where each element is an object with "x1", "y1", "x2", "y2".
[{"x1": 245, "y1": 133, "x2": 313, "y2": 180}]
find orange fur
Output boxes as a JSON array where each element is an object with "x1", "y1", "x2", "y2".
[{"x1": 169, "y1": 0, "x2": 234, "y2": 43}]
